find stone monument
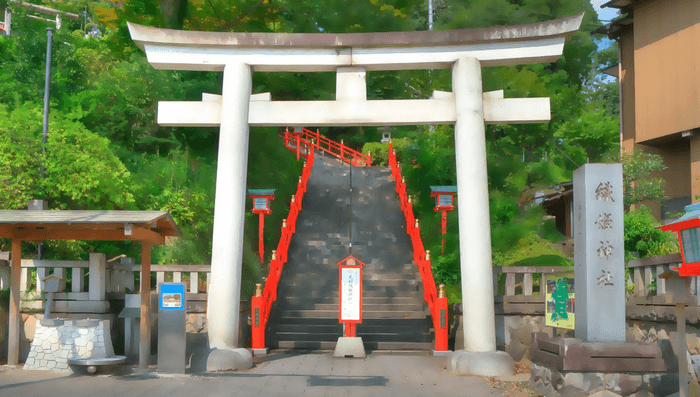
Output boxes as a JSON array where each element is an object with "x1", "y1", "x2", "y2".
[
  {"x1": 530, "y1": 164, "x2": 666, "y2": 396},
  {"x1": 574, "y1": 163, "x2": 625, "y2": 341}
]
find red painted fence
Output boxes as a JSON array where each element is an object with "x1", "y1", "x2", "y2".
[
  {"x1": 283, "y1": 127, "x2": 371, "y2": 167},
  {"x1": 251, "y1": 146, "x2": 315, "y2": 351},
  {"x1": 388, "y1": 141, "x2": 449, "y2": 352}
]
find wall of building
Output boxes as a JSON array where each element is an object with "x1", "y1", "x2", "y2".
[
  {"x1": 634, "y1": 0, "x2": 700, "y2": 143},
  {"x1": 643, "y1": 140, "x2": 691, "y2": 218},
  {"x1": 620, "y1": 28, "x2": 636, "y2": 154}
]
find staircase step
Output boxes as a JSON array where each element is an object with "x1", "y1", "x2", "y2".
[
  {"x1": 279, "y1": 296, "x2": 422, "y2": 305},
  {"x1": 275, "y1": 340, "x2": 435, "y2": 351},
  {"x1": 279, "y1": 303, "x2": 424, "y2": 312},
  {"x1": 277, "y1": 310, "x2": 427, "y2": 319},
  {"x1": 279, "y1": 285, "x2": 420, "y2": 294}
]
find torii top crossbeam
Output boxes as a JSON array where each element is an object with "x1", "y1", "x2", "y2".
[{"x1": 128, "y1": 13, "x2": 583, "y2": 72}]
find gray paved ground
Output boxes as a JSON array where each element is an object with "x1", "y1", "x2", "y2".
[{"x1": 0, "y1": 352, "x2": 513, "y2": 396}]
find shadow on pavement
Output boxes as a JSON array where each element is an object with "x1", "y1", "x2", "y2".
[{"x1": 307, "y1": 375, "x2": 388, "y2": 387}]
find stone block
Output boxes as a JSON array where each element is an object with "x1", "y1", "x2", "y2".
[
  {"x1": 604, "y1": 373, "x2": 621, "y2": 393},
  {"x1": 22, "y1": 313, "x2": 37, "y2": 340},
  {"x1": 564, "y1": 373, "x2": 588, "y2": 391},
  {"x1": 47, "y1": 361, "x2": 56, "y2": 369},
  {"x1": 618, "y1": 374, "x2": 643, "y2": 396},
  {"x1": 26, "y1": 357, "x2": 35, "y2": 366},
  {"x1": 588, "y1": 391, "x2": 622, "y2": 397},
  {"x1": 627, "y1": 391, "x2": 654, "y2": 397}
]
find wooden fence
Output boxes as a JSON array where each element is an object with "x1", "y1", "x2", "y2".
[{"x1": 0, "y1": 254, "x2": 210, "y2": 313}]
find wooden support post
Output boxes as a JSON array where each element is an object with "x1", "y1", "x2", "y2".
[
  {"x1": 88, "y1": 253, "x2": 106, "y2": 300},
  {"x1": 8, "y1": 239, "x2": 21, "y2": 365},
  {"x1": 139, "y1": 242, "x2": 152, "y2": 370},
  {"x1": 676, "y1": 302, "x2": 689, "y2": 397}
]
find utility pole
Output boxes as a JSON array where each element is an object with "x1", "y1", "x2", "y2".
[
  {"x1": 42, "y1": 27, "x2": 53, "y2": 181},
  {"x1": 39, "y1": 27, "x2": 54, "y2": 260},
  {"x1": 428, "y1": 0, "x2": 434, "y2": 31}
]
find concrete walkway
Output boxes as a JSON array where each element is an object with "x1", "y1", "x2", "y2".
[{"x1": 0, "y1": 352, "x2": 523, "y2": 396}]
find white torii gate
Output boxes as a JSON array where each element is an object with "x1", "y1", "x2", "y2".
[{"x1": 129, "y1": 13, "x2": 582, "y2": 375}]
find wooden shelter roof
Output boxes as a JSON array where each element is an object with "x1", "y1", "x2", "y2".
[{"x1": 0, "y1": 210, "x2": 180, "y2": 244}]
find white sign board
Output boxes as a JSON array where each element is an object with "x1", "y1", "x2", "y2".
[
  {"x1": 438, "y1": 194, "x2": 452, "y2": 207},
  {"x1": 340, "y1": 268, "x2": 361, "y2": 321},
  {"x1": 253, "y1": 197, "x2": 267, "y2": 210}
]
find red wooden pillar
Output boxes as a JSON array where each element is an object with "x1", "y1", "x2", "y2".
[
  {"x1": 441, "y1": 210, "x2": 447, "y2": 254},
  {"x1": 258, "y1": 212, "x2": 265, "y2": 263}
]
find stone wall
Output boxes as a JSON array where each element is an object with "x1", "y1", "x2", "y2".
[{"x1": 23, "y1": 319, "x2": 114, "y2": 373}]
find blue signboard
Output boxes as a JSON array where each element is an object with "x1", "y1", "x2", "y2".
[{"x1": 159, "y1": 283, "x2": 185, "y2": 311}]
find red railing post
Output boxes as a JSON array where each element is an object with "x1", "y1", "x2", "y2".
[
  {"x1": 435, "y1": 284, "x2": 449, "y2": 352},
  {"x1": 251, "y1": 283, "x2": 266, "y2": 351}
]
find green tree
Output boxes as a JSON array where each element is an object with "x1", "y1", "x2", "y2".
[
  {"x1": 0, "y1": 103, "x2": 134, "y2": 210},
  {"x1": 621, "y1": 149, "x2": 667, "y2": 208}
]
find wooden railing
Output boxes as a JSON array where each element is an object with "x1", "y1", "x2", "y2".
[
  {"x1": 251, "y1": 145, "x2": 315, "y2": 350},
  {"x1": 283, "y1": 127, "x2": 371, "y2": 167},
  {"x1": 2, "y1": 255, "x2": 211, "y2": 313},
  {"x1": 387, "y1": 140, "x2": 448, "y2": 351},
  {"x1": 627, "y1": 253, "x2": 700, "y2": 305},
  {"x1": 492, "y1": 266, "x2": 570, "y2": 315}
]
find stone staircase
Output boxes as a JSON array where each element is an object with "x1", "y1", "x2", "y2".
[{"x1": 266, "y1": 154, "x2": 434, "y2": 352}]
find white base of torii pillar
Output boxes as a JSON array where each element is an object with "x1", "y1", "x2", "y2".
[
  {"x1": 448, "y1": 57, "x2": 514, "y2": 376},
  {"x1": 205, "y1": 62, "x2": 254, "y2": 371}
]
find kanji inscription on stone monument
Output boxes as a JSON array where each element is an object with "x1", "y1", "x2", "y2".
[
  {"x1": 594, "y1": 213, "x2": 612, "y2": 230},
  {"x1": 594, "y1": 182, "x2": 615, "y2": 202}
]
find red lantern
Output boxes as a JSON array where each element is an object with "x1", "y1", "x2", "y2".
[
  {"x1": 248, "y1": 189, "x2": 275, "y2": 263},
  {"x1": 430, "y1": 186, "x2": 457, "y2": 254},
  {"x1": 658, "y1": 203, "x2": 700, "y2": 276}
]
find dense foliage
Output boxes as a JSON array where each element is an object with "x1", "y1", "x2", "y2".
[{"x1": 0, "y1": 0, "x2": 650, "y2": 296}]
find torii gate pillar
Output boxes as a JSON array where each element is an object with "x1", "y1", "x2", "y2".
[
  {"x1": 449, "y1": 57, "x2": 514, "y2": 375},
  {"x1": 205, "y1": 62, "x2": 254, "y2": 371}
]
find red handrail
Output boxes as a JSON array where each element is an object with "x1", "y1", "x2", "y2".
[
  {"x1": 388, "y1": 141, "x2": 449, "y2": 352},
  {"x1": 252, "y1": 146, "x2": 315, "y2": 351},
  {"x1": 282, "y1": 127, "x2": 371, "y2": 167}
]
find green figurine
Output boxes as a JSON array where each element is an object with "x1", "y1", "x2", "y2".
[{"x1": 550, "y1": 278, "x2": 570, "y2": 322}]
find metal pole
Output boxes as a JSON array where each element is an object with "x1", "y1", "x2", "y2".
[
  {"x1": 428, "y1": 0, "x2": 434, "y2": 31},
  {"x1": 41, "y1": 27, "x2": 54, "y2": 181},
  {"x1": 39, "y1": 27, "x2": 53, "y2": 262}
]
